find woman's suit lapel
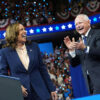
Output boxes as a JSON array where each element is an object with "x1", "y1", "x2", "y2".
[
  {"x1": 26, "y1": 44, "x2": 35, "y2": 72},
  {"x1": 11, "y1": 49, "x2": 27, "y2": 71},
  {"x1": 9, "y1": 43, "x2": 35, "y2": 72}
]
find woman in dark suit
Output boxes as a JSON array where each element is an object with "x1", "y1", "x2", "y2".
[{"x1": 0, "y1": 22, "x2": 57, "y2": 100}]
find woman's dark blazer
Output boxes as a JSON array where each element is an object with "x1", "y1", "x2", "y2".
[{"x1": 0, "y1": 42, "x2": 56, "y2": 100}]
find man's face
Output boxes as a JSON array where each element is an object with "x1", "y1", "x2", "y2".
[{"x1": 75, "y1": 16, "x2": 90, "y2": 35}]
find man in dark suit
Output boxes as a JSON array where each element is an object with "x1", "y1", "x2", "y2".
[
  {"x1": 64, "y1": 14, "x2": 100, "y2": 94},
  {"x1": 0, "y1": 22, "x2": 57, "y2": 100}
]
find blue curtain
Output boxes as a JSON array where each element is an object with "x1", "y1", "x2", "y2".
[
  {"x1": 70, "y1": 65, "x2": 89, "y2": 98},
  {"x1": 72, "y1": 94, "x2": 100, "y2": 100}
]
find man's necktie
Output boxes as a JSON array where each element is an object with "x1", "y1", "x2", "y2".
[{"x1": 83, "y1": 36, "x2": 87, "y2": 45}]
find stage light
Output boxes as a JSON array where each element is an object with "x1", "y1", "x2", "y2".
[
  {"x1": 36, "y1": 29, "x2": 40, "y2": 33},
  {"x1": 62, "y1": 88, "x2": 65, "y2": 90},
  {"x1": 62, "y1": 74, "x2": 65, "y2": 77},
  {"x1": 64, "y1": 68, "x2": 67, "y2": 70},
  {"x1": 5, "y1": 15, "x2": 8, "y2": 17},
  {"x1": 12, "y1": 10, "x2": 14, "y2": 13},
  {"x1": 2, "y1": 1, "x2": 4, "y2": 4},
  {"x1": 36, "y1": 15, "x2": 38, "y2": 17},
  {"x1": 16, "y1": 4, "x2": 18, "y2": 7},
  {"x1": 23, "y1": 4, "x2": 25, "y2": 6},
  {"x1": 69, "y1": 8, "x2": 71, "y2": 11},
  {"x1": 34, "y1": 9, "x2": 36, "y2": 12},
  {"x1": 34, "y1": 1, "x2": 36, "y2": 4},
  {"x1": 58, "y1": 57, "x2": 60, "y2": 59},
  {"x1": 25, "y1": 18, "x2": 29, "y2": 21},
  {"x1": 43, "y1": 5, "x2": 45, "y2": 7},
  {"x1": 58, "y1": 63, "x2": 60, "y2": 65},
  {"x1": 53, "y1": 17, "x2": 55, "y2": 20},
  {"x1": 26, "y1": 12, "x2": 29, "y2": 15},
  {"x1": 46, "y1": 3, "x2": 48, "y2": 6},
  {"x1": 38, "y1": 3, "x2": 41, "y2": 6},
  {"x1": 69, "y1": 0, "x2": 71, "y2": 3},
  {"x1": 24, "y1": 0, "x2": 27, "y2": 3},
  {"x1": 55, "y1": 26, "x2": 59, "y2": 30},
  {"x1": 5, "y1": 8, "x2": 8, "y2": 11},
  {"x1": 93, "y1": 17, "x2": 97, "y2": 22},
  {"x1": 43, "y1": 0, "x2": 45, "y2": 2},
  {"x1": 55, "y1": 61, "x2": 57, "y2": 63}
]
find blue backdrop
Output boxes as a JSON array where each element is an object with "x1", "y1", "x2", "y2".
[
  {"x1": 70, "y1": 65, "x2": 89, "y2": 98},
  {"x1": 39, "y1": 42, "x2": 54, "y2": 55}
]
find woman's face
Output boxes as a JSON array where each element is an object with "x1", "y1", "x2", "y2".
[{"x1": 17, "y1": 24, "x2": 27, "y2": 44}]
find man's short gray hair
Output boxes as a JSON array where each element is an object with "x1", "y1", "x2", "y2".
[{"x1": 75, "y1": 14, "x2": 90, "y2": 21}]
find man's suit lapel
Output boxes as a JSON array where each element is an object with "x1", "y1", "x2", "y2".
[{"x1": 87, "y1": 29, "x2": 94, "y2": 45}]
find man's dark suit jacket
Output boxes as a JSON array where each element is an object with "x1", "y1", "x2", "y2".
[
  {"x1": 70, "y1": 29, "x2": 100, "y2": 94},
  {"x1": 0, "y1": 42, "x2": 56, "y2": 100}
]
